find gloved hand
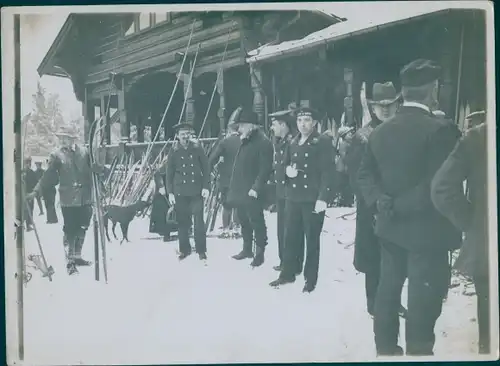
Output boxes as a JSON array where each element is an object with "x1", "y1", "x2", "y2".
[
  {"x1": 313, "y1": 200, "x2": 327, "y2": 213},
  {"x1": 168, "y1": 193, "x2": 176, "y2": 206},
  {"x1": 248, "y1": 189, "x2": 258, "y2": 198},
  {"x1": 286, "y1": 164, "x2": 298, "y2": 178},
  {"x1": 202, "y1": 189, "x2": 209, "y2": 199},
  {"x1": 159, "y1": 187, "x2": 166, "y2": 196}
]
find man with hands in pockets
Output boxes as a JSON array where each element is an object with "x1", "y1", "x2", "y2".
[
  {"x1": 161, "y1": 123, "x2": 210, "y2": 261},
  {"x1": 270, "y1": 107, "x2": 334, "y2": 293}
]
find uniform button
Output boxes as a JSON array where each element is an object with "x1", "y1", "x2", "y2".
[
  {"x1": 192, "y1": 172, "x2": 194, "y2": 175},
  {"x1": 304, "y1": 185, "x2": 308, "y2": 188},
  {"x1": 304, "y1": 164, "x2": 308, "y2": 168},
  {"x1": 294, "y1": 153, "x2": 297, "y2": 157},
  {"x1": 275, "y1": 161, "x2": 278, "y2": 164},
  {"x1": 192, "y1": 180, "x2": 195, "y2": 183},
  {"x1": 191, "y1": 164, "x2": 193, "y2": 167},
  {"x1": 183, "y1": 172, "x2": 186, "y2": 175},
  {"x1": 183, "y1": 164, "x2": 186, "y2": 167},
  {"x1": 183, "y1": 180, "x2": 186, "y2": 183},
  {"x1": 190, "y1": 155, "x2": 193, "y2": 158},
  {"x1": 304, "y1": 174, "x2": 307, "y2": 178},
  {"x1": 305, "y1": 153, "x2": 308, "y2": 157},
  {"x1": 292, "y1": 184, "x2": 296, "y2": 188},
  {"x1": 181, "y1": 156, "x2": 184, "y2": 159},
  {"x1": 282, "y1": 181, "x2": 285, "y2": 184}
]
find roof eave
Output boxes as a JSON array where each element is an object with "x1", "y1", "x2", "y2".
[{"x1": 36, "y1": 14, "x2": 75, "y2": 78}]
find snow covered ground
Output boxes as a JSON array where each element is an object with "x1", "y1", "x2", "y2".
[{"x1": 7, "y1": 206, "x2": 485, "y2": 364}]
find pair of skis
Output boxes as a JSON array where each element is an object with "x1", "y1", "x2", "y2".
[{"x1": 88, "y1": 118, "x2": 108, "y2": 283}]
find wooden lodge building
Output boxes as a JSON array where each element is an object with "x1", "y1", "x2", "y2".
[
  {"x1": 38, "y1": 5, "x2": 488, "y2": 162},
  {"x1": 37, "y1": 10, "x2": 341, "y2": 161}
]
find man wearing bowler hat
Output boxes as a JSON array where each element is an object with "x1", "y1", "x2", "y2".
[
  {"x1": 345, "y1": 81, "x2": 406, "y2": 317},
  {"x1": 269, "y1": 109, "x2": 305, "y2": 273},
  {"x1": 163, "y1": 122, "x2": 210, "y2": 260},
  {"x1": 28, "y1": 126, "x2": 106, "y2": 275},
  {"x1": 357, "y1": 59, "x2": 462, "y2": 356},
  {"x1": 270, "y1": 107, "x2": 334, "y2": 293},
  {"x1": 226, "y1": 106, "x2": 274, "y2": 267}
]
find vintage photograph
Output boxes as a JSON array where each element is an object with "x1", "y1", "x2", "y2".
[{"x1": 2, "y1": 2, "x2": 498, "y2": 364}]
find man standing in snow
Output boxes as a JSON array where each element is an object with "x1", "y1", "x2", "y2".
[
  {"x1": 34, "y1": 161, "x2": 45, "y2": 216},
  {"x1": 226, "y1": 106, "x2": 274, "y2": 268},
  {"x1": 357, "y1": 59, "x2": 462, "y2": 356},
  {"x1": 269, "y1": 109, "x2": 304, "y2": 273},
  {"x1": 27, "y1": 126, "x2": 105, "y2": 275},
  {"x1": 344, "y1": 81, "x2": 406, "y2": 317},
  {"x1": 163, "y1": 123, "x2": 210, "y2": 260},
  {"x1": 270, "y1": 107, "x2": 334, "y2": 293}
]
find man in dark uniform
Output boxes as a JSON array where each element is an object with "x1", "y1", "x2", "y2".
[
  {"x1": 23, "y1": 157, "x2": 38, "y2": 232},
  {"x1": 164, "y1": 123, "x2": 210, "y2": 260},
  {"x1": 208, "y1": 122, "x2": 241, "y2": 238},
  {"x1": 344, "y1": 81, "x2": 404, "y2": 317},
  {"x1": 269, "y1": 109, "x2": 304, "y2": 273},
  {"x1": 28, "y1": 126, "x2": 106, "y2": 275},
  {"x1": 270, "y1": 107, "x2": 334, "y2": 293},
  {"x1": 226, "y1": 106, "x2": 273, "y2": 267},
  {"x1": 34, "y1": 161, "x2": 45, "y2": 216},
  {"x1": 357, "y1": 59, "x2": 462, "y2": 356}
]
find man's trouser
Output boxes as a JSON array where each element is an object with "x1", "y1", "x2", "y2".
[
  {"x1": 374, "y1": 240, "x2": 449, "y2": 355},
  {"x1": 236, "y1": 199, "x2": 268, "y2": 253},
  {"x1": 175, "y1": 195, "x2": 206, "y2": 255},
  {"x1": 61, "y1": 205, "x2": 93, "y2": 262},
  {"x1": 277, "y1": 198, "x2": 304, "y2": 271}
]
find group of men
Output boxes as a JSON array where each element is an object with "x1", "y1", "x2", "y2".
[
  {"x1": 341, "y1": 59, "x2": 489, "y2": 356},
  {"x1": 25, "y1": 57, "x2": 490, "y2": 357}
]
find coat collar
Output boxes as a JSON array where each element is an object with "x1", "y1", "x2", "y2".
[
  {"x1": 399, "y1": 104, "x2": 433, "y2": 117},
  {"x1": 291, "y1": 130, "x2": 320, "y2": 146}
]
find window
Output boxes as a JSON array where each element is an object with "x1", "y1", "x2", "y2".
[
  {"x1": 139, "y1": 13, "x2": 151, "y2": 30},
  {"x1": 155, "y1": 13, "x2": 170, "y2": 24}
]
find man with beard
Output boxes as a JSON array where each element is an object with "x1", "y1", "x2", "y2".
[
  {"x1": 164, "y1": 123, "x2": 210, "y2": 260},
  {"x1": 357, "y1": 59, "x2": 462, "y2": 356},
  {"x1": 270, "y1": 107, "x2": 333, "y2": 293},
  {"x1": 27, "y1": 126, "x2": 106, "y2": 275},
  {"x1": 431, "y1": 114, "x2": 489, "y2": 354},
  {"x1": 208, "y1": 122, "x2": 242, "y2": 238},
  {"x1": 227, "y1": 106, "x2": 273, "y2": 267},
  {"x1": 34, "y1": 162, "x2": 45, "y2": 216},
  {"x1": 344, "y1": 82, "x2": 406, "y2": 318},
  {"x1": 269, "y1": 110, "x2": 304, "y2": 273}
]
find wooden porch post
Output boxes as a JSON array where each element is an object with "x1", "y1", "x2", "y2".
[
  {"x1": 183, "y1": 60, "x2": 196, "y2": 125},
  {"x1": 118, "y1": 77, "x2": 129, "y2": 143},
  {"x1": 344, "y1": 68, "x2": 354, "y2": 127},
  {"x1": 217, "y1": 69, "x2": 226, "y2": 132},
  {"x1": 83, "y1": 87, "x2": 90, "y2": 145},
  {"x1": 137, "y1": 115, "x2": 145, "y2": 143},
  {"x1": 250, "y1": 64, "x2": 265, "y2": 126},
  {"x1": 100, "y1": 95, "x2": 111, "y2": 145}
]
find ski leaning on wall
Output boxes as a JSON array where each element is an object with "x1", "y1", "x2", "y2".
[{"x1": 88, "y1": 119, "x2": 108, "y2": 283}]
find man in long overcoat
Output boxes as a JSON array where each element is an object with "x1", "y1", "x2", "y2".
[
  {"x1": 431, "y1": 117, "x2": 489, "y2": 354},
  {"x1": 357, "y1": 59, "x2": 462, "y2": 356},
  {"x1": 227, "y1": 106, "x2": 274, "y2": 267},
  {"x1": 344, "y1": 82, "x2": 403, "y2": 316}
]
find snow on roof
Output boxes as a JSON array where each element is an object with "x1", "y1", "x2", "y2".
[{"x1": 247, "y1": 2, "x2": 456, "y2": 64}]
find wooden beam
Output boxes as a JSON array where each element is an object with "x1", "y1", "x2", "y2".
[
  {"x1": 118, "y1": 77, "x2": 129, "y2": 142},
  {"x1": 216, "y1": 69, "x2": 226, "y2": 132},
  {"x1": 250, "y1": 64, "x2": 265, "y2": 125}
]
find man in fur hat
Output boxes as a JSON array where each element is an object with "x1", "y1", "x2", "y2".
[
  {"x1": 344, "y1": 81, "x2": 406, "y2": 317},
  {"x1": 162, "y1": 122, "x2": 210, "y2": 260},
  {"x1": 357, "y1": 59, "x2": 462, "y2": 356},
  {"x1": 226, "y1": 106, "x2": 274, "y2": 267},
  {"x1": 269, "y1": 109, "x2": 304, "y2": 273},
  {"x1": 27, "y1": 126, "x2": 106, "y2": 275},
  {"x1": 270, "y1": 107, "x2": 334, "y2": 293}
]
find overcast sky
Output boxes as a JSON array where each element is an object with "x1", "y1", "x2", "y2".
[{"x1": 21, "y1": 12, "x2": 81, "y2": 120}]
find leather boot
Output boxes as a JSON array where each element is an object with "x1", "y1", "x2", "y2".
[
  {"x1": 73, "y1": 231, "x2": 92, "y2": 266},
  {"x1": 250, "y1": 246, "x2": 265, "y2": 267},
  {"x1": 232, "y1": 241, "x2": 253, "y2": 260}
]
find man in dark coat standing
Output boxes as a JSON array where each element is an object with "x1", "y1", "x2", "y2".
[
  {"x1": 431, "y1": 117, "x2": 489, "y2": 354},
  {"x1": 208, "y1": 122, "x2": 241, "y2": 237},
  {"x1": 269, "y1": 109, "x2": 304, "y2": 273},
  {"x1": 34, "y1": 161, "x2": 45, "y2": 216},
  {"x1": 164, "y1": 123, "x2": 210, "y2": 260},
  {"x1": 227, "y1": 106, "x2": 273, "y2": 267},
  {"x1": 270, "y1": 107, "x2": 334, "y2": 293},
  {"x1": 28, "y1": 126, "x2": 106, "y2": 275},
  {"x1": 344, "y1": 82, "x2": 403, "y2": 316},
  {"x1": 23, "y1": 157, "x2": 38, "y2": 232},
  {"x1": 357, "y1": 59, "x2": 462, "y2": 356}
]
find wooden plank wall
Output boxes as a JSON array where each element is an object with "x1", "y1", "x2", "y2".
[{"x1": 85, "y1": 13, "x2": 243, "y2": 99}]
